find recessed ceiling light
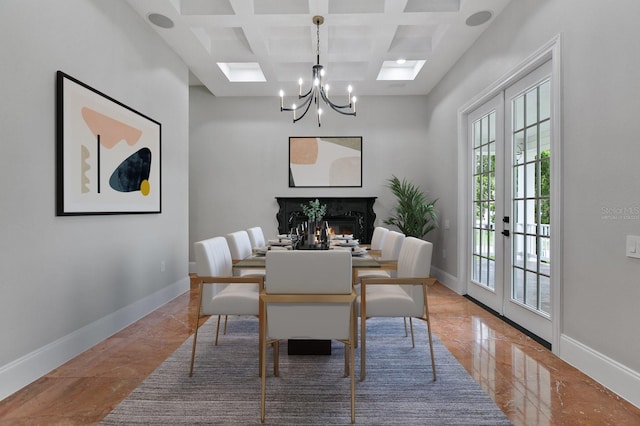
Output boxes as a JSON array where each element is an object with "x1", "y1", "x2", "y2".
[
  {"x1": 148, "y1": 13, "x2": 174, "y2": 29},
  {"x1": 396, "y1": 58, "x2": 407, "y2": 65},
  {"x1": 465, "y1": 10, "x2": 493, "y2": 27},
  {"x1": 377, "y1": 60, "x2": 426, "y2": 81},
  {"x1": 217, "y1": 63, "x2": 266, "y2": 82}
]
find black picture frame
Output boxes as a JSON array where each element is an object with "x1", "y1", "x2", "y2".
[
  {"x1": 56, "y1": 71, "x2": 161, "y2": 215},
  {"x1": 288, "y1": 136, "x2": 362, "y2": 188}
]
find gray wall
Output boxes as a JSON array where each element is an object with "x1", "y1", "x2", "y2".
[
  {"x1": 189, "y1": 89, "x2": 433, "y2": 261},
  {"x1": 422, "y1": 0, "x2": 640, "y2": 401},
  {"x1": 0, "y1": 0, "x2": 190, "y2": 398}
]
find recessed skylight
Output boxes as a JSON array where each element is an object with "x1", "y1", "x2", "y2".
[
  {"x1": 217, "y1": 63, "x2": 266, "y2": 82},
  {"x1": 376, "y1": 60, "x2": 425, "y2": 81}
]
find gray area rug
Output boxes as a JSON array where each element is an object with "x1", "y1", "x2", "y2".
[{"x1": 101, "y1": 316, "x2": 512, "y2": 425}]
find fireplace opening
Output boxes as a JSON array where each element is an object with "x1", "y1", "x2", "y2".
[
  {"x1": 326, "y1": 217, "x2": 357, "y2": 238},
  {"x1": 289, "y1": 216, "x2": 359, "y2": 239}
]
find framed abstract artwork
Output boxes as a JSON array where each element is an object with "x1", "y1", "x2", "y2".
[
  {"x1": 56, "y1": 71, "x2": 161, "y2": 215},
  {"x1": 289, "y1": 136, "x2": 362, "y2": 188}
]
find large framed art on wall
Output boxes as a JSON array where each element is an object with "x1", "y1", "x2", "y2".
[
  {"x1": 288, "y1": 136, "x2": 362, "y2": 188},
  {"x1": 56, "y1": 71, "x2": 161, "y2": 215}
]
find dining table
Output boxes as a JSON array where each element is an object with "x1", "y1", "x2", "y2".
[{"x1": 233, "y1": 250, "x2": 381, "y2": 286}]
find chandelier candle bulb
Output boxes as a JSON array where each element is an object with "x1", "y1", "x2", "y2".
[
  {"x1": 352, "y1": 96, "x2": 357, "y2": 113},
  {"x1": 279, "y1": 90, "x2": 284, "y2": 109},
  {"x1": 298, "y1": 78, "x2": 302, "y2": 96}
]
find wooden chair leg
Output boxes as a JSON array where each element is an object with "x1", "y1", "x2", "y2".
[
  {"x1": 214, "y1": 315, "x2": 222, "y2": 345},
  {"x1": 189, "y1": 282, "x2": 204, "y2": 377},
  {"x1": 353, "y1": 304, "x2": 358, "y2": 348},
  {"x1": 344, "y1": 342, "x2": 349, "y2": 377},
  {"x1": 260, "y1": 311, "x2": 267, "y2": 422},
  {"x1": 273, "y1": 341, "x2": 280, "y2": 377},
  {"x1": 360, "y1": 293, "x2": 367, "y2": 381},
  {"x1": 409, "y1": 317, "x2": 415, "y2": 348},
  {"x1": 404, "y1": 317, "x2": 408, "y2": 336},
  {"x1": 223, "y1": 315, "x2": 228, "y2": 335},
  {"x1": 350, "y1": 324, "x2": 355, "y2": 423},
  {"x1": 424, "y1": 286, "x2": 437, "y2": 382}
]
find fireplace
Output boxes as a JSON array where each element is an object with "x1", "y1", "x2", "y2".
[{"x1": 276, "y1": 197, "x2": 377, "y2": 243}]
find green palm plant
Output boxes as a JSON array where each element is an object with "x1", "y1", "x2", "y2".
[{"x1": 384, "y1": 175, "x2": 438, "y2": 238}]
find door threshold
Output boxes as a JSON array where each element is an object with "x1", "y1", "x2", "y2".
[{"x1": 464, "y1": 295, "x2": 552, "y2": 350}]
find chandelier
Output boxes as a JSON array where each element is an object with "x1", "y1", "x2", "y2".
[{"x1": 279, "y1": 16, "x2": 357, "y2": 127}]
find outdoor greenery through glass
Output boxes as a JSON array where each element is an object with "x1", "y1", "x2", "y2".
[
  {"x1": 472, "y1": 112, "x2": 496, "y2": 290},
  {"x1": 512, "y1": 79, "x2": 551, "y2": 315}
]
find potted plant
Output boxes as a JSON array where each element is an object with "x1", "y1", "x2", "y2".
[
  {"x1": 384, "y1": 175, "x2": 438, "y2": 238},
  {"x1": 300, "y1": 199, "x2": 327, "y2": 244},
  {"x1": 301, "y1": 198, "x2": 327, "y2": 222}
]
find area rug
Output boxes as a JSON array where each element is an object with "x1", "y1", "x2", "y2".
[{"x1": 101, "y1": 317, "x2": 511, "y2": 425}]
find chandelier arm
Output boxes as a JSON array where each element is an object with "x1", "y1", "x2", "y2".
[
  {"x1": 319, "y1": 89, "x2": 356, "y2": 116},
  {"x1": 280, "y1": 89, "x2": 313, "y2": 112},
  {"x1": 300, "y1": 87, "x2": 313, "y2": 99},
  {"x1": 293, "y1": 93, "x2": 314, "y2": 123}
]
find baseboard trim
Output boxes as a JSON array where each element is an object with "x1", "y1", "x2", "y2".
[
  {"x1": 430, "y1": 266, "x2": 461, "y2": 294},
  {"x1": 0, "y1": 277, "x2": 190, "y2": 401},
  {"x1": 560, "y1": 334, "x2": 640, "y2": 409}
]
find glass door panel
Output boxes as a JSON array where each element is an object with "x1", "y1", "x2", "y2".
[
  {"x1": 467, "y1": 94, "x2": 504, "y2": 312},
  {"x1": 504, "y1": 62, "x2": 552, "y2": 341}
]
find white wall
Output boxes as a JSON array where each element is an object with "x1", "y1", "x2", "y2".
[
  {"x1": 0, "y1": 0, "x2": 190, "y2": 399},
  {"x1": 189, "y1": 88, "x2": 433, "y2": 261},
  {"x1": 423, "y1": 0, "x2": 640, "y2": 406}
]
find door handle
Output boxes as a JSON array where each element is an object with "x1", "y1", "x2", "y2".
[{"x1": 502, "y1": 229, "x2": 510, "y2": 237}]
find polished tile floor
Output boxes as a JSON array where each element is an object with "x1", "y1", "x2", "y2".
[{"x1": 1, "y1": 281, "x2": 639, "y2": 425}]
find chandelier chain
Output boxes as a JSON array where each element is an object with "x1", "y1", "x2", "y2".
[{"x1": 316, "y1": 21, "x2": 320, "y2": 64}]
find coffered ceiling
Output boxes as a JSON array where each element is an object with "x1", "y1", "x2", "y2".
[{"x1": 126, "y1": 0, "x2": 512, "y2": 97}]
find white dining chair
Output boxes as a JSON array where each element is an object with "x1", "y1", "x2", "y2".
[
  {"x1": 368, "y1": 226, "x2": 389, "y2": 253},
  {"x1": 357, "y1": 230, "x2": 405, "y2": 283},
  {"x1": 358, "y1": 237, "x2": 437, "y2": 382},
  {"x1": 190, "y1": 236, "x2": 264, "y2": 376},
  {"x1": 226, "y1": 230, "x2": 266, "y2": 277},
  {"x1": 260, "y1": 250, "x2": 356, "y2": 423},
  {"x1": 246, "y1": 226, "x2": 266, "y2": 249}
]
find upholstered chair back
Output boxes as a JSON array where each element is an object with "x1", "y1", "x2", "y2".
[
  {"x1": 380, "y1": 230, "x2": 405, "y2": 261},
  {"x1": 264, "y1": 250, "x2": 352, "y2": 340},
  {"x1": 246, "y1": 226, "x2": 266, "y2": 249},
  {"x1": 396, "y1": 237, "x2": 433, "y2": 316},
  {"x1": 225, "y1": 230, "x2": 254, "y2": 260},
  {"x1": 194, "y1": 236, "x2": 235, "y2": 312},
  {"x1": 370, "y1": 226, "x2": 389, "y2": 251}
]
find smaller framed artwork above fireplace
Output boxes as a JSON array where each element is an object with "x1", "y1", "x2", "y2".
[{"x1": 289, "y1": 136, "x2": 362, "y2": 188}]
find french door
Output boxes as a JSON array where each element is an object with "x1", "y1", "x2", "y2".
[{"x1": 467, "y1": 61, "x2": 553, "y2": 343}]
